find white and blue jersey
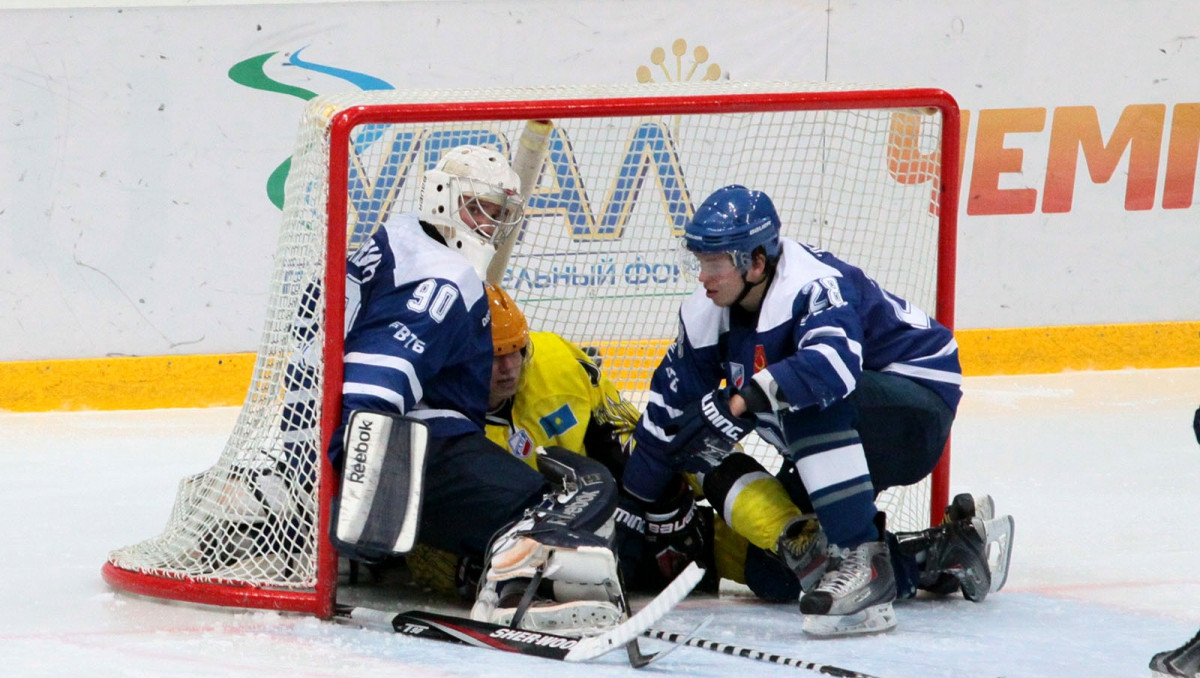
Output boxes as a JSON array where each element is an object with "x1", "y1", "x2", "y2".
[
  {"x1": 623, "y1": 238, "x2": 962, "y2": 540},
  {"x1": 328, "y1": 212, "x2": 492, "y2": 465}
]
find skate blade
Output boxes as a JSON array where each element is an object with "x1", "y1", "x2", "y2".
[
  {"x1": 981, "y1": 515, "x2": 1015, "y2": 594},
  {"x1": 801, "y1": 602, "x2": 897, "y2": 638},
  {"x1": 975, "y1": 495, "x2": 996, "y2": 521}
]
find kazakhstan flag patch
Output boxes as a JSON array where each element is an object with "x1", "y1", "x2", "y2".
[{"x1": 539, "y1": 404, "x2": 578, "y2": 438}]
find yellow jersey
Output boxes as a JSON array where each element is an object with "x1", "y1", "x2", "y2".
[{"x1": 486, "y1": 331, "x2": 639, "y2": 469}]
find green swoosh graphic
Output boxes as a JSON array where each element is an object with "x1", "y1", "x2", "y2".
[
  {"x1": 228, "y1": 52, "x2": 317, "y2": 208},
  {"x1": 228, "y1": 52, "x2": 318, "y2": 100},
  {"x1": 265, "y1": 157, "x2": 291, "y2": 212}
]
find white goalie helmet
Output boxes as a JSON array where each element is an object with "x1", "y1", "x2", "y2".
[{"x1": 418, "y1": 145, "x2": 524, "y2": 278}]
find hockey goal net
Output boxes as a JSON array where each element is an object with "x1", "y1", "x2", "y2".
[{"x1": 103, "y1": 81, "x2": 960, "y2": 618}]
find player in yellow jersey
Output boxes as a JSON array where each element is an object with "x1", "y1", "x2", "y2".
[
  {"x1": 482, "y1": 284, "x2": 638, "y2": 478},
  {"x1": 404, "y1": 285, "x2": 644, "y2": 597}
]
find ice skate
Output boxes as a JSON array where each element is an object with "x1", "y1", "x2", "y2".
[
  {"x1": 897, "y1": 493, "x2": 1014, "y2": 601},
  {"x1": 1151, "y1": 628, "x2": 1200, "y2": 678},
  {"x1": 799, "y1": 524, "x2": 897, "y2": 637},
  {"x1": 916, "y1": 493, "x2": 986, "y2": 595}
]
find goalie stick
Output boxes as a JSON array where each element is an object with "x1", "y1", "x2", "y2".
[
  {"x1": 339, "y1": 561, "x2": 704, "y2": 665},
  {"x1": 486, "y1": 118, "x2": 553, "y2": 285}
]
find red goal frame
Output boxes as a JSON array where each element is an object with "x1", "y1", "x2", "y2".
[{"x1": 104, "y1": 87, "x2": 960, "y2": 619}]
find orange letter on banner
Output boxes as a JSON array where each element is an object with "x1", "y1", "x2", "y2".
[
  {"x1": 967, "y1": 108, "x2": 1044, "y2": 215},
  {"x1": 887, "y1": 111, "x2": 941, "y2": 215},
  {"x1": 960, "y1": 109, "x2": 970, "y2": 195},
  {"x1": 1043, "y1": 105, "x2": 1165, "y2": 213},
  {"x1": 1163, "y1": 103, "x2": 1200, "y2": 209}
]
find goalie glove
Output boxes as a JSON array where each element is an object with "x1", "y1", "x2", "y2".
[{"x1": 664, "y1": 387, "x2": 756, "y2": 473}]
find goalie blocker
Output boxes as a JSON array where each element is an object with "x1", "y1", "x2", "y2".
[{"x1": 331, "y1": 410, "x2": 429, "y2": 562}]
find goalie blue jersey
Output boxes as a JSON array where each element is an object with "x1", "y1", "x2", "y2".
[
  {"x1": 328, "y1": 212, "x2": 492, "y2": 465},
  {"x1": 623, "y1": 238, "x2": 963, "y2": 502}
]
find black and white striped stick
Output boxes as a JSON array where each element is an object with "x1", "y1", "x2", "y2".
[{"x1": 642, "y1": 627, "x2": 884, "y2": 678}]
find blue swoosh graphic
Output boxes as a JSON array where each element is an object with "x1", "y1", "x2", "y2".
[{"x1": 286, "y1": 46, "x2": 394, "y2": 91}]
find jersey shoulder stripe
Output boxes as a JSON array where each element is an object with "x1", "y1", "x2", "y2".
[
  {"x1": 679, "y1": 287, "x2": 727, "y2": 349},
  {"x1": 759, "y1": 239, "x2": 841, "y2": 333},
  {"x1": 381, "y1": 212, "x2": 486, "y2": 310}
]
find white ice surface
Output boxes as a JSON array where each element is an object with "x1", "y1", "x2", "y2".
[{"x1": 2, "y1": 368, "x2": 1199, "y2": 677}]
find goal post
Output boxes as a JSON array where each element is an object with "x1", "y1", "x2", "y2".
[{"x1": 102, "y1": 81, "x2": 960, "y2": 619}]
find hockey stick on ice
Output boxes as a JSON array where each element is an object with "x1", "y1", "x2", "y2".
[
  {"x1": 339, "y1": 561, "x2": 704, "y2": 665},
  {"x1": 569, "y1": 560, "x2": 704, "y2": 661},
  {"x1": 626, "y1": 614, "x2": 713, "y2": 668},
  {"x1": 642, "y1": 627, "x2": 885, "y2": 678}
]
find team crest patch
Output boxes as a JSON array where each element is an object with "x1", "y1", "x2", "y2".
[
  {"x1": 754, "y1": 344, "x2": 768, "y2": 373},
  {"x1": 539, "y1": 404, "x2": 578, "y2": 438},
  {"x1": 507, "y1": 429, "x2": 534, "y2": 459},
  {"x1": 729, "y1": 362, "x2": 745, "y2": 389}
]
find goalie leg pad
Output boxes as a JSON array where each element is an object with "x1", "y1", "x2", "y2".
[
  {"x1": 470, "y1": 448, "x2": 626, "y2": 637},
  {"x1": 473, "y1": 530, "x2": 625, "y2": 636},
  {"x1": 331, "y1": 411, "x2": 429, "y2": 561}
]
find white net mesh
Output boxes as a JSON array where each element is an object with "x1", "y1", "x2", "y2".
[{"x1": 106, "y1": 81, "x2": 955, "y2": 610}]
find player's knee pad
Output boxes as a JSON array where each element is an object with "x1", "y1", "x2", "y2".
[
  {"x1": 701, "y1": 452, "x2": 771, "y2": 522},
  {"x1": 703, "y1": 453, "x2": 807, "y2": 553}
]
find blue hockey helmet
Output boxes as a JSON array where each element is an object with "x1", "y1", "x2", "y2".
[{"x1": 682, "y1": 185, "x2": 781, "y2": 274}]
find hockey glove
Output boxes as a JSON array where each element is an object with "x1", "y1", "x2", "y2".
[
  {"x1": 613, "y1": 478, "x2": 715, "y2": 591},
  {"x1": 664, "y1": 388, "x2": 755, "y2": 473},
  {"x1": 643, "y1": 478, "x2": 713, "y2": 584}
]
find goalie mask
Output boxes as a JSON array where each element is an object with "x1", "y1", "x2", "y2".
[{"x1": 419, "y1": 145, "x2": 524, "y2": 279}]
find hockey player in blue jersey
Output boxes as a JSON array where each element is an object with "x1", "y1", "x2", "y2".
[
  {"x1": 621, "y1": 185, "x2": 1012, "y2": 637},
  {"x1": 329, "y1": 145, "x2": 531, "y2": 559},
  {"x1": 328, "y1": 146, "x2": 629, "y2": 636}
]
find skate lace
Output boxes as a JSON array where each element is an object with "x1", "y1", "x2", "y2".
[{"x1": 817, "y1": 545, "x2": 870, "y2": 596}]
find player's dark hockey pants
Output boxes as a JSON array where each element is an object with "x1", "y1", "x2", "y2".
[
  {"x1": 776, "y1": 369, "x2": 955, "y2": 507},
  {"x1": 743, "y1": 370, "x2": 955, "y2": 601},
  {"x1": 417, "y1": 432, "x2": 549, "y2": 559}
]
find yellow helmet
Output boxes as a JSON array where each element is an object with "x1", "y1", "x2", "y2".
[{"x1": 486, "y1": 284, "x2": 529, "y2": 356}]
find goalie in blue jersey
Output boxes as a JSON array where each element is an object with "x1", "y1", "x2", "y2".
[
  {"x1": 326, "y1": 145, "x2": 631, "y2": 637},
  {"x1": 621, "y1": 185, "x2": 1013, "y2": 637}
]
